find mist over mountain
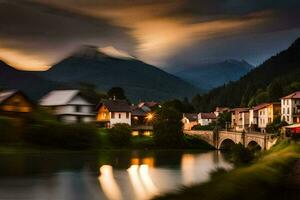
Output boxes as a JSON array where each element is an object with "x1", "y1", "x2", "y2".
[
  {"x1": 36, "y1": 46, "x2": 200, "y2": 102},
  {"x1": 175, "y1": 60, "x2": 254, "y2": 90}
]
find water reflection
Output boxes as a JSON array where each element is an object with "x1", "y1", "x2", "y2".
[
  {"x1": 98, "y1": 165, "x2": 123, "y2": 200},
  {"x1": 0, "y1": 151, "x2": 232, "y2": 200}
]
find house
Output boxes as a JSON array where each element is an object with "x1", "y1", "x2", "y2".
[
  {"x1": 182, "y1": 113, "x2": 198, "y2": 130},
  {"x1": 0, "y1": 90, "x2": 33, "y2": 116},
  {"x1": 131, "y1": 106, "x2": 153, "y2": 136},
  {"x1": 97, "y1": 99, "x2": 131, "y2": 128},
  {"x1": 198, "y1": 113, "x2": 216, "y2": 126},
  {"x1": 249, "y1": 103, "x2": 269, "y2": 130},
  {"x1": 281, "y1": 91, "x2": 300, "y2": 124},
  {"x1": 39, "y1": 90, "x2": 95, "y2": 123},
  {"x1": 257, "y1": 102, "x2": 281, "y2": 132},
  {"x1": 230, "y1": 108, "x2": 249, "y2": 132},
  {"x1": 214, "y1": 107, "x2": 230, "y2": 117}
]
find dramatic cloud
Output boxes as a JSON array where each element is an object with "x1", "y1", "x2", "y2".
[{"x1": 0, "y1": 0, "x2": 300, "y2": 70}]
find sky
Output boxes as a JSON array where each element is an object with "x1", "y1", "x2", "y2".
[{"x1": 0, "y1": 0, "x2": 300, "y2": 71}]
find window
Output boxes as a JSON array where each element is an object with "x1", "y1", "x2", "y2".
[
  {"x1": 111, "y1": 112, "x2": 115, "y2": 119},
  {"x1": 283, "y1": 108, "x2": 285, "y2": 114},
  {"x1": 287, "y1": 116, "x2": 290, "y2": 122},
  {"x1": 287, "y1": 108, "x2": 290, "y2": 114},
  {"x1": 75, "y1": 105, "x2": 81, "y2": 112},
  {"x1": 119, "y1": 113, "x2": 121, "y2": 119},
  {"x1": 126, "y1": 112, "x2": 129, "y2": 119}
]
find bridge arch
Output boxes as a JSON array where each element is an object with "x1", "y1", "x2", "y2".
[
  {"x1": 246, "y1": 140, "x2": 262, "y2": 151},
  {"x1": 218, "y1": 138, "x2": 236, "y2": 150}
]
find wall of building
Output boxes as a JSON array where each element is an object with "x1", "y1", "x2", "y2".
[
  {"x1": 0, "y1": 94, "x2": 32, "y2": 113},
  {"x1": 110, "y1": 112, "x2": 131, "y2": 127}
]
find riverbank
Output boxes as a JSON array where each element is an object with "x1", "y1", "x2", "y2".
[
  {"x1": 0, "y1": 132, "x2": 214, "y2": 154},
  {"x1": 153, "y1": 140, "x2": 300, "y2": 200}
]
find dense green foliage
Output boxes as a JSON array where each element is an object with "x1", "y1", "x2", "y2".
[
  {"x1": 0, "y1": 110, "x2": 99, "y2": 149},
  {"x1": 192, "y1": 37, "x2": 300, "y2": 112},
  {"x1": 192, "y1": 123, "x2": 215, "y2": 131},
  {"x1": 153, "y1": 106, "x2": 184, "y2": 148},
  {"x1": 107, "y1": 87, "x2": 127, "y2": 100},
  {"x1": 0, "y1": 117, "x2": 19, "y2": 143},
  {"x1": 107, "y1": 123, "x2": 132, "y2": 147},
  {"x1": 266, "y1": 116, "x2": 288, "y2": 134},
  {"x1": 23, "y1": 121, "x2": 99, "y2": 149},
  {"x1": 228, "y1": 143, "x2": 255, "y2": 166},
  {"x1": 153, "y1": 140, "x2": 300, "y2": 200}
]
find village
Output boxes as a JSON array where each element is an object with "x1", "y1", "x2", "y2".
[{"x1": 1, "y1": 88, "x2": 300, "y2": 141}]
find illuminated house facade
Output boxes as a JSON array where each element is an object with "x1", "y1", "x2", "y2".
[
  {"x1": 40, "y1": 90, "x2": 95, "y2": 123},
  {"x1": 281, "y1": 91, "x2": 300, "y2": 124},
  {"x1": 182, "y1": 113, "x2": 198, "y2": 130},
  {"x1": 257, "y1": 103, "x2": 281, "y2": 132},
  {"x1": 0, "y1": 90, "x2": 33, "y2": 116},
  {"x1": 97, "y1": 99, "x2": 131, "y2": 128},
  {"x1": 198, "y1": 112, "x2": 216, "y2": 126}
]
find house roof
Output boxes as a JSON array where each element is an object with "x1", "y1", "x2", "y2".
[
  {"x1": 183, "y1": 113, "x2": 198, "y2": 122},
  {"x1": 252, "y1": 102, "x2": 280, "y2": 111},
  {"x1": 230, "y1": 108, "x2": 249, "y2": 113},
  {"x1": 215, "y1": 107, "x2": 230, "y2": 112},
  {"x1": 138, "y1": 101, "x2": 159, "y2": 108},
  {"x1": 40, "y1": 90, "x2": 90, "y2": 106},
  {"x1": 282, "y1": 91, "x2": 300, "y2": 99},
  {"x1": 199, "y1": 112, "x2": 217, "y2": 119},
  {"x1": 131, "y1": 106, "x2": 147, "y2": 116},
  {"x1": 0, "y1": 90, "x2": 18, "y2": 105},
  {"x1": 100, "y1": 99, "x2": 132, "y2": 112}
]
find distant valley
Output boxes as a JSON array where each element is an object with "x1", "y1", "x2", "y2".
[{"x1": 174, "y1": 60, "x2": 254, "y2": 91}]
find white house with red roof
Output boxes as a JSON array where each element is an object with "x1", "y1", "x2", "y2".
[
  {"x1": 198, "y1": 112, "x2": 217, "y2": 126},
  {"x1": 281, "y1": 91, "x2": 300, "y2": 124}
]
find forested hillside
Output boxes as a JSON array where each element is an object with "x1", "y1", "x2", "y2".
[{"x1": 192, "y1": 37, "x2": 300, "y2": 112}]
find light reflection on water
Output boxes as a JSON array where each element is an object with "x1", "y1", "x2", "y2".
[{"x1": 0, "y1": 151, "x2": 232, "y2": 200}]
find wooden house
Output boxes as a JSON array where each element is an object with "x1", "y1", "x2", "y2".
[{"x1": 0, "y1": 90, "x2": 33, "y2": 117}]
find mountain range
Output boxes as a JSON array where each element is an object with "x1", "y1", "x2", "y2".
[
  {"x1": 0, "y1": 61, "x2": 59, "y2": 99},
  {"x1": 0, "y1": 46, "x2": 200, "y2": 102},
  {"x1": 192, "y1": 36, "x2": 300, "y2": 112},
  {"x1": 175, "y1": 60, "x2": 254, "y2": 90}
]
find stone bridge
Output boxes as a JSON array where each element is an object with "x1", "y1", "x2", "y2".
[{"x1": 184, "y1": 130, "x2": 278, "y2": 150}]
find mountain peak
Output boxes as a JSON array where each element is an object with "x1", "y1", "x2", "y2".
[
  {"x1": 72, "y1": 45, "x2": 102, "y2": 58},
  {"x1": 71, "y1": 45, "x2": 135, "y2": 60},
  {"x1": 99, "y1": 46, "x2": 135, "y2": 60}
]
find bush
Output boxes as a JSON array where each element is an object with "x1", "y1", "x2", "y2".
[
  {"x1": 23, "y1": 120, "x2": 99, "y2": 149},
  {"x1": 153, "y1": 106, "x2": 183, "y2": 148},
  {"x1": 192, "y1": 122, "x2": 216, "y2": 131},
  {"x1": 108, "y1": 123, "x2": 132, "y2": 147},
  {"x1": 229, "y1": 143, "x2": 255, "y2": 166},
  {"x1": 0, "y1": 117, "x2": 20, "y2": 143}
]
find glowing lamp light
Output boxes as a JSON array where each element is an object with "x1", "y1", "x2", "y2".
[{"x1": 146, "y1": 113, "x2": 154, "y2": 121}]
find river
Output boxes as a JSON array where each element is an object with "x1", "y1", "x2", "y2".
[{"x1": 0, "y1": 150, "x2": 232, "y2": 200}]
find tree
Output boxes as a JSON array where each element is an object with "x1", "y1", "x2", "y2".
[
  {"x1": 79, "y1": 82, "x2": 106, "y2": 104},
  {"x1": 267, "y1": 81, "x2": 283, "y2": 102},
  {"x1": 108, "y1": 123, "x2": 132, "y2": 147},
  {"x1": 217, "y1": 112, "x2": 231, "y2": 129},
  {"x1": 153, "y1": 106, "x2": 183, "y2": 148},
  {"x1": 107, "y1": 87, "x2": 127, "y2": 100}
]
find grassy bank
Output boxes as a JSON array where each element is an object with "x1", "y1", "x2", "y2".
[{"x1": 153, "y1": 140, "x2": 300, "y2": 200}]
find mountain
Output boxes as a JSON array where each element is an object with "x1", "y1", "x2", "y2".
[
  {"x1": 175, "y1": 60, "x2": 254, "y2": 90},
  {"x1": 38, "y1": 46, "x2": 200, "y2": 102},
  {"x1": 192, "y1": 37, "x2": 300, "y2": 112},
  {"x1": 0, "y1": 61, "x2": 59, "y2": 100}
]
